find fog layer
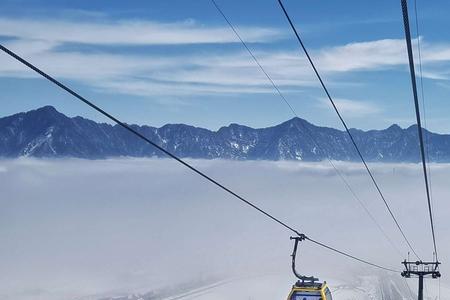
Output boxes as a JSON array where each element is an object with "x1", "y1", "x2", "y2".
[{"x1": 0, "y1": 159, "x2": 448, "y2": 300}]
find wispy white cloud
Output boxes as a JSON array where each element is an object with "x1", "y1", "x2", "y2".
[
  {"x1": 318, "y1": 97, "x2": 381, "y2": 117},
  {"x1": 315, "y1": 37, "x2": 450, "y2": 78},
  {"x1": 0, "y1": 17, "x2": 281, "y2": 45},
  {"x1": 419, "y1": 70, "x2": 450, "y2": 80},
  {"x1": 96, "y1": 79, "x2": 277, "y2": 97},
  {"x1": 3, "y1": 15, "x2": 450, "y2": 99},
  {"x1": 316, "y1": 38, "x2": 407, "y2": 72},
  {"x1": 0, "y1": 42, "x2": 314, "y2": 97},
  {"x1": 0, "y1": 16, "x2": 299, "y2": 96}
]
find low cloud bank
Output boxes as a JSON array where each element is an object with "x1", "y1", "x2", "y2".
[{"x1": 0, "y1": 158, "x2": 449, "y2": 299}]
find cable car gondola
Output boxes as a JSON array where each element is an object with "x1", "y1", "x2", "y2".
[{"x1": 287, "y1": 236, "x2": 332, "y2": 300}]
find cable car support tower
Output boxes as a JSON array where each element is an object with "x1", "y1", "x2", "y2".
[{"x1": 402, "y1": 260, "x2": 440, "y2": 300}]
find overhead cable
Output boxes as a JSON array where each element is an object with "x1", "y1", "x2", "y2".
[
  {"x1": 0, "y1": 43, "x2": 399, "y2": 273},
  {"x1": 210, "y1": 0, "x2": 403, "y2": 258},
  {"x1": 400, "y1": 0, "x2": 438, "y2": 261},
  {"x1": 277, "y1": 0, "x2": 421, "y2": 260}
]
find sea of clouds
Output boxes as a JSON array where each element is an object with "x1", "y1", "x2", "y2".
[{"x1": 0, "y1": 158, "x2": 449, "y2": 300}]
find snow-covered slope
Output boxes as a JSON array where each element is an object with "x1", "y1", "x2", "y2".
[{"x1": 95, "y1": 272, "x2": 448, "y2": 300}]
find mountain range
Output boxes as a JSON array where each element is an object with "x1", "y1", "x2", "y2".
[{"x1": 1, "y1": 105, "x2": 449, "y2": 162}]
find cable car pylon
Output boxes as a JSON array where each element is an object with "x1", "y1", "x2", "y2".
[{"x1": 401, "y1": 260, "x2": 441, "y2": 300}]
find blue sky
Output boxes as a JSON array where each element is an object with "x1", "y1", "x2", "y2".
[{"x1": 1, "y1": 0, "x2": 450, "y2": 132}]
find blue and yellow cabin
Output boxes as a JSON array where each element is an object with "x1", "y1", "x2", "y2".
[{"x1": 287, "y1": 281, "x2": 332, "y2": 300}]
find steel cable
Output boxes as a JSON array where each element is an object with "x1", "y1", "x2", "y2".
[{"x1": 277, "y1": 0, "x2": 421, "y2": 260}]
